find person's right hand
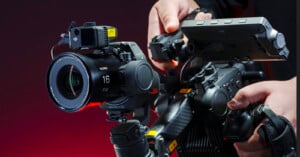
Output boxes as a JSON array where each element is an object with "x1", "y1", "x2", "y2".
[
  {"x1": 147, "y1": 0, "x2": 212, "y2": 72},
  {"x1": 227, "y1": 77, "x2": 297, "y2": 157}
]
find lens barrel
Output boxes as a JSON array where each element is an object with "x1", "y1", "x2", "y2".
[
  {"x1": 47, "y1": 51, "x2": 158, "y2": 112},
  {"x1": 47, "y1": 52, "x2": 122, "y2": 112}
]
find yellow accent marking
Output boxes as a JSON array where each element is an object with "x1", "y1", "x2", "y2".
[
  {"x1": 179, "y1": 88, "x2": 192, "y2": 94},
  {"x1": 107, "y1": 28, "x2": 117, "y2": 38},
  {"x1": 145, "y1": 130, "x2": 157, "y2": 137},
  {"x1": 168, "y1": 140, "x2": 178, "y2": 152}
]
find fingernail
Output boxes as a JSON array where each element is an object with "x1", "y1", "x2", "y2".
[
  {"x1": 195, "y1": 13, "x2": 205, "y2": 20},
  {"x1": 165, "y1": 23, "x2": 178, "y2": 33},
  {"x1": 228, "y1": 99, "x2": 242, "y2": 107}
]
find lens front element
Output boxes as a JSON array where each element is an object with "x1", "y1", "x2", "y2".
[{"x1": 57, "y1": 65, "x2": 83, "y2": 99}]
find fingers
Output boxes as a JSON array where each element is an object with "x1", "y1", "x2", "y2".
[
  {"x1": 147, "y1": 1, "x2": 184, "y2": 71},
  {"x1": 147, "y1": 0, "x2": 208, "y2": 71},
  {"x1": 147, "y1": 4, "x2": 176, "y2": 72},
  {"x1": 148, "y1": 1, "x2": 180, "y2": 44},
  {"x1": 234, "y1": 143, "x2": 271, "y2": 157},
  {"x1": 233, "y1": 124, "x2": 272, "y2": 157},
  {"x1": 156, "y1": 3, "x2": 180, "y2": 33},
  {"x1": 147, "y1": 6, "x2": 164, "y2": 46},
  {"x1": 148, "y1": 0, "x2": 199, "y2": 44},
  {"x1": 227, "y1": 81, "x2": 271, "y2": 110},
  {"x1": 195, "y1": 12, "x2": 212, "y2": 20}
]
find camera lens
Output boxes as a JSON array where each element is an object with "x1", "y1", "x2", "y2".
[
  {"x1": 57, "y1": 65, "x2": 83, "y2": 99},
  {"x1": 47, "y1": 52, "x2": 91, "y2": 112},
  {"x1": 47, "y1": 50, "x2": 159, "y2": 113}
]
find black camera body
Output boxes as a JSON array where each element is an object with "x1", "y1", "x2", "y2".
[
  {"x1": 47, "y1": 22, "x2": 159, "y2": 123},
  {"x1": 191, "y1": 62, "x2": 245, "y2": 117}
]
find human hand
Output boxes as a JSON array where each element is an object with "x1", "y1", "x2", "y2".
[
  {"x1": 147, "y1": 0, "x2": 212, "y2": 72},
  {"x1": 227, "y1": 77, "x2": 297, "y2": 157}
]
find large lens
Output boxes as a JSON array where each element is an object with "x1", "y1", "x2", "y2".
[
  {"x1": 47, "y1": 52, "x2": 90, "y2": 112},
  {"x1": 57, "y1": 65, "x2": 83, "y2": 99}
]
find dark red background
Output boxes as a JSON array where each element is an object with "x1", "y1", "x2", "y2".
[{"x1": 0, "y1": 0, "x2": 156, "y2": 156}]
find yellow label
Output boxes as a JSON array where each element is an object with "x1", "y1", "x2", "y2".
[
  {"x1": 145, "y1": 130, "x2": 157, "y2": 137},
  {"x1": 168, "y1": 140, "x2": 178, "y2": 152},
  {"x1": 107, "y1": 28, "x2": 117, "y2": 38},
  {"x1": 179, "y1": 88, "x2": 192, "y2": 94}
]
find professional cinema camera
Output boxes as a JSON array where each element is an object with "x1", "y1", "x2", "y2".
[{"x1": 47, "y1": 17, "x2": 296, "y2": 157}]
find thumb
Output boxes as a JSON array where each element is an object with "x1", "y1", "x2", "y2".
[
  {"x1": 157, "y1": 4, "x2": 180, "y2": 33},
  {"x1": 228, "y1": 82, "x2": 270, "y2": 110},
  {"x1": 162, "y1": 15, "x2": 179, "y2": 33}
]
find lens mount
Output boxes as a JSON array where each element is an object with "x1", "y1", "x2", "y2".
[{"x1": 47, "y1": 52, "x2": 90, "y2": 112}]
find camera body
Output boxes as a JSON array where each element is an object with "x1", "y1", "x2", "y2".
[
  {"x1": 47, "y1": 22, "x2": 159, "y2": 123},
  {"x1": 191, "y1": 62, "x2": 245, "y2": 117}
]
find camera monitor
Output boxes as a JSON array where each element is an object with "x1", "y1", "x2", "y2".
[{"x1": 181, "y1": 17, "x2": 289, "y2": 61}]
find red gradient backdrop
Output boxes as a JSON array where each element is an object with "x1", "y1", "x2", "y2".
[{"x1": 0, "y1": 0, "x2": 156, "y2": 156}]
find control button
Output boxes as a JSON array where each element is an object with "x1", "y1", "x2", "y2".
[
  {"x1": 224, "y1": 83, "x2": 232, "y2": 93},
  {"x1": 223, "y1": 83, "x2": 229, "y2": 89},
  {"x1": 224, "y1": 19, "x2": 232, "y2": 24},
  {"x1": 210, "y1": 20, "x2": 218, "y2": 24},
  {"x1": 238, "y1": 19, "x2": 247, "y2": 23},
  {"x1": 196, "y1": 20, "x2": 205, "y2": 25},
  {"x1": 235, "y1": 80, "x2": 242, "y2": 89}
]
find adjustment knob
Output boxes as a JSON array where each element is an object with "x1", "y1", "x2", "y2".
[
  {"x1": 273, "y1": 32, "x2": 286, "y2": 49},
  {"x1": 120, "y1": 60, "x2": 158, "y2": 95}
]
